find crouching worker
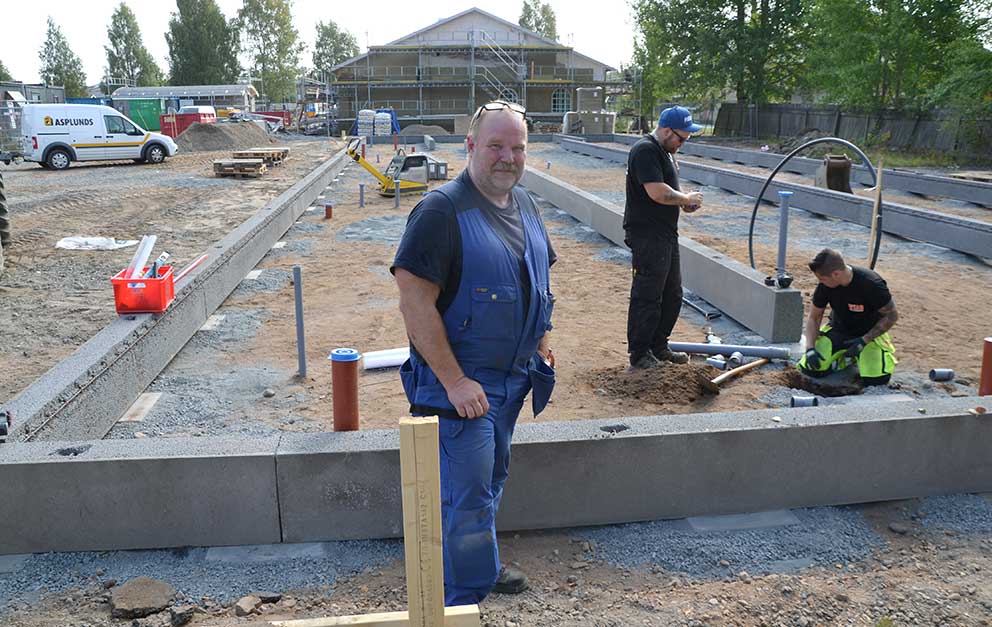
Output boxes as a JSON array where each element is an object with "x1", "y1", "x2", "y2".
[{"x1": 797, "y1": 248, "x2": 898, "y2": 385}]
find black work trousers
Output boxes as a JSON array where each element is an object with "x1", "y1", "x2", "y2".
[{"x1": 626, "y1": 232, "x2": 683, "y2": 364}]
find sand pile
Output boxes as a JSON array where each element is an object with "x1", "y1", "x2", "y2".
[
  {"x1": 399, "y1": 124, "x2": 450, "y2": 136},
  {"x1": 175, "y1": 121, "x2": 274, "y2": 152}
]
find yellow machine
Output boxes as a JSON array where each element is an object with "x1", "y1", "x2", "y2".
[{"x1": 346, "y1": 138, "x2": 429, "y2": 196}]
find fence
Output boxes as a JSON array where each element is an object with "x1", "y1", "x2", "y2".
[
  {"x1": 715, "y1": 103, "x2": 992, "y2": 154},
  {"x1": 0, "y1": 103, "x2": 23, "y2": 157}
]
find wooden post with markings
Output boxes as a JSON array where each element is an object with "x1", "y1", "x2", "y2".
[
  {"x1": 211, "y1": 417, "x2": 480, "y2": 627},
  {"x1": 399, "y1": 417, "x2": 445, "y2": 626}
]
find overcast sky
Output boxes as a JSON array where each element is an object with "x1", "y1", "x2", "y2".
[{"x1": 5, "y1": 1, "x2": 637, "y2": 85}]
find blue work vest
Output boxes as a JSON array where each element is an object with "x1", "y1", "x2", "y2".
[{"x1": 401, "y1": 178, "x2": 554, "y2": 417}]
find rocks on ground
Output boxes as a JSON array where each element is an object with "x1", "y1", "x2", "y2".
[{"x1": 109, "y1": 577, "x2": 176, "y2": 619}]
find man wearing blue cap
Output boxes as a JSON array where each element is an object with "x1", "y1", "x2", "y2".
[{"x1": 623, "y1": 105, "x2": 704, "y2": 370}]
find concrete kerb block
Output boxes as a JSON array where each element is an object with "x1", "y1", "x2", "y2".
[
  {"x1": 0, "y1": 436, "x2": 281, "y2": 555},
  {"x1": 496, "y1": 396, "x2": 992, "y2": 530},
  {"x1": 520, "y1": 167, "x2": 802, "y2": 342},
  {"x1": 0, "y1": 397, "x2": 989, "y2": 554},
  {"x1": 276, "y1": 431, "x2": 404, "y2": 542}
]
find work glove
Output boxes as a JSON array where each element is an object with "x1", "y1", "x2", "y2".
[
  {"x1": 803, "y1": 348, "x2": 822, "y2": 370},
  {"x1": 843, "y1": 337, "x2": 866, "y2": 358}
]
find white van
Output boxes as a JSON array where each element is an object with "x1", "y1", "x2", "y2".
[{"x1": 20, "y1": 104, "x2": 178, "y2": 170}]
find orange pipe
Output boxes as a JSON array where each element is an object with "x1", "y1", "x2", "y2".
[
  {"x1": 331, "y1": 348, "x2": 360, "y2": 431},
  {"x1": 980, "y1": 337, "x2": 992, "y2": 396}
]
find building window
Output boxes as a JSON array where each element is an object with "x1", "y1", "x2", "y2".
[{"x1": 552, "y1": 88, "x2": 570, "y2": 113}]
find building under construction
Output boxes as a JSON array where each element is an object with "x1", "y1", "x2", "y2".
[{"x1": 330, "y1": 7, "x2": 632, "y2": 130}]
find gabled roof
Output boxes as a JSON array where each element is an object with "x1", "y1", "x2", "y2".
[{"x1": 332, "y1": 7, "x2": 614, "y2": 72}]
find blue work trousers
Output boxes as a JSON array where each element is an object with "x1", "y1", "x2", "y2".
[{"x1": 415, "y1": 370, "x2": 529, "y2": 606}]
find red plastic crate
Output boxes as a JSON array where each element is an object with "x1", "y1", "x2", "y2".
[{"x1": 111, "y1": 266, "x2": 175, "y2": 314}]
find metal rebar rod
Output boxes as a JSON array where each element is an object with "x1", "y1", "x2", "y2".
[
  {"x1": 293, "y1": 265, "x2": 307, "y2": 378},
  {"x1": 777, "y1": 190, "x2": 793, "y2": 277},
  {"x1": 668, "y1": 342, "x2": 792, "y2": 360}
]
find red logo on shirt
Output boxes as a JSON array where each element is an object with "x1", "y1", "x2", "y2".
[{"x1": 848, "y1": 303, "x2": 865, "y2": 312}]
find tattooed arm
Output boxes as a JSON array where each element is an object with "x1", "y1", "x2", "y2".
[{"x1": 863, "y1": 299, "x2": 899, "y2": 343}]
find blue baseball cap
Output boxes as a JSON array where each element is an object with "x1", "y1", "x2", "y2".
[{"x1": 658, "y1": 106, "x2": 703, "y2": 133}]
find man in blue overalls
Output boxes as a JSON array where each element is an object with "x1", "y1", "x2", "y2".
[{"x1": 392, "y1": 101, "x2": 556, "y2": 606}]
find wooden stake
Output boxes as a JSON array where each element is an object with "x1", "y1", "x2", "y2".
[
  {"x1": 867, "y1": 158, "x2": 884, "y2": 264},
  {"x1": 399, "y1": 417, "x2": 445, "y2": 627}
]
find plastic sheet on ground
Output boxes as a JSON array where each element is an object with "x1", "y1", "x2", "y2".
[{"x1": 56, "y1": 236, "x2": 139, "y2": 250}]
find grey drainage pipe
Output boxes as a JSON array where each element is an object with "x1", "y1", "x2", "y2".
[{"x1": 669, "y1": 342, "x2": 792, "y2": 361}]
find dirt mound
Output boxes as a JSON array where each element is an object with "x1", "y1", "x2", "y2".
[
  {"x1": 175, "y1": 121, "x2": 274, "y2": 153},
  {"x1": 586, "y1": 361, "x2": 721, "y2": 406},
  {"x1": 399, "y1": 124, "x2": 450, "y2": 137}
]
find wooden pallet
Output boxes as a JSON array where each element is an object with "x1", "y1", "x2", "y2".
[
  {"x1": 232, "y1": 146, "x2": 291, "y2": 166},
  {"x1": 213, "y1": 158, "x2": 267, "y2": 178}
]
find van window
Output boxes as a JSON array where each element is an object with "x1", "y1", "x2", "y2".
[{"x1": 105, "y1": 116, "x2": 142, "y2": 136}]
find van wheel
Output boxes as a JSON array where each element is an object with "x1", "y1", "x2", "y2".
[
  {"x1": 145, "y1": 144, "x2": 166, "y2": 164},
  {"x1": 47, "y1": 148, "x2": 71, "y2": 170}
]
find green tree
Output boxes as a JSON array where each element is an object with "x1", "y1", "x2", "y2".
[
  {"x1": 519, "y1": 0, "x2": 558, "y2": 40},
  {"x1": 312, "y1": 19, "x2": 358, "y2": 75},
  {"x1": 0, "y1": 60, "x2": 12, "y2": 81},
  {"x1": 631, "y1": 0, "x2": 809, "y2": 107},
  {"x1": 166, "y1": 0, "x2": 241, "y2": 85},
  {"x1": 806, "y1": 0, "x2": 979, "y2": 111},
  {"x1": 38, "y1": 17, "x2": 87, "y2": 98},
  {"x1": 237, "y1": 0, "x2": 302, "y2": 102},
  {"x1": 105, "y1": 3, "x2": 163, "y2": 89}
]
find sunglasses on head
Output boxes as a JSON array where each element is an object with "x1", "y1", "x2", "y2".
[{"x1": 472, "y1": 100, "x2": 527, "y2": 122}]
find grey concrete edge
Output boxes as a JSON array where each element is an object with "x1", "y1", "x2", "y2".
[
  {"x1": 557, "y1": 137, "x2": 992, "y2": 259},
  {"x1": 1, "y1": 396, "x2": 989, "y2": 554},
  {"x1": 5, "y1": 147, "x2": 350, "y2": 442},
  {"x1": 520, "y1": 167, "x2": 803, "y2": 342},
  {"x1": 612, "y1": 133, "x2": 992, "y2": 207}
]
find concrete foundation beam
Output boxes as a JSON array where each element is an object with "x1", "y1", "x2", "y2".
[
  {"x1": 5, "y1": 151, "x2": 350, "y2": 442},
  {"x1": 0, "y1": 436, "x2": 281, "y2": 554},
  {"x1": 520, "y1": 167, "x2": 803, "y2": 342},
  {"x1": 676, "y1": 140, "x2": 992, "y2": 207},
  {"x1": 558, "y1": 137, "x2": 992, "y2": 259},
  {"x1": 1, "y1": 397, "x2": 989, "y2": 555}
]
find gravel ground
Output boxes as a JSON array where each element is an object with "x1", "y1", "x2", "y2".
[
  {"x1": 230, "y1": 268, "x2": 291, "y2": 298},
  {"x1": 575, "y1": 506, "x2": 884, "y2": 579},
  {"x1": 920, "y1": 494, "x2": 992, "y2": 533},
  {"x1": 336, "y1": 215, "x2": 407, "y2": 244},
  {"x1": 0, "y1": 539, "x2": 401, "y2": 611}
]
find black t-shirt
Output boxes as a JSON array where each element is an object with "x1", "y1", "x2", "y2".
[
  {"x1": 623, "y1": 134, "x2": 681, "y2": 238},
  {"x1": 812, "y1": 266, "x2": 892, "y2": 337},
  {"x1": 391, "y1": 170, "x2": 557, "y2": 315}
]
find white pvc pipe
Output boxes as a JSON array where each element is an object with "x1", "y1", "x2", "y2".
[
  {"x1": 668, "y1": 341, "x2": 792, "y2": 361},
  {"x1": 125, "y1": 235, "x2": 157, "y2": 279},
  {"x1": 363, "y1": 346, "x2": 410, "y2": 370}
]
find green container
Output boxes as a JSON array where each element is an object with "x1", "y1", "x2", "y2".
[{"x1": 129, "y1": 99, "x2": 164, "y2": 131}]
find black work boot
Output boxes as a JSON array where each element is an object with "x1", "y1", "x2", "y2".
[
  {"x1": 492, "y1": 566, "x2": 529, "y2": 594},
  {"x1": 629, "y1": 352, "x2": 662, "y2": 371},
  {"x1": 654, "y1": 348, "x2": 689, "y2": 364}
]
